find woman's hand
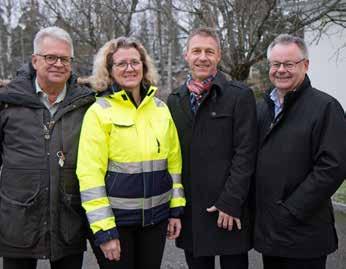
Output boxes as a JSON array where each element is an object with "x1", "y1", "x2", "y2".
[
  {"x1": 167, "y1": 218, "x2": 182, "y2": 240},
  {"x1": 100, "y1": 239, "x2": 121, "y2": 261}
]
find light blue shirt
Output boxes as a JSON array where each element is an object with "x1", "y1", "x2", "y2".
[
  {"x1": 270, "y1": 88, "x2": 283, "y2": 118},
  {"x1": 35, "y1": 79, "x2": 67, "y2": 116}
]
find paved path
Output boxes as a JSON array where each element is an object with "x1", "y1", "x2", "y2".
[{"x1": 1, "y1": 210, "x2": 345, "y2": 269}]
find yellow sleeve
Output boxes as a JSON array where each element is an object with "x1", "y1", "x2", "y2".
[{"x1": 76, "y1": 101, "x2": 116, "y2": 234}]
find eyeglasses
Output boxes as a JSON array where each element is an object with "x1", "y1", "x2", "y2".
[
  {"x1": 113, "y1": 60, "x2": 142, "y2": 71},
  {"x1": 36, "y1": 54, "x2": 73, "y2": 66},
  {"x1": 269, "y1": 58, "x2": 305, "y2": 71}
]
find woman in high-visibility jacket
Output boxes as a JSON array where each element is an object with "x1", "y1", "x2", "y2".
[{"x1": 76, "y1": 37, "x2": 185, "y2": 269}]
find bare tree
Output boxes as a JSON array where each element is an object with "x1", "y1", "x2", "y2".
[
  {"x1": 172, "y1": 0, "x2": 346, "y2": 82},
  {"x1": 1, "y1": 0, "x2": 346, "y2": 88}
]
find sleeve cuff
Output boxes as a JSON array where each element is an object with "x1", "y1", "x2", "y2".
[
  {"x1": 94, "y1": 227, "x2": 119, "y2": 246},
  {"x1": 170, "y1": 207, "x2": 184, "y2": 218},
  {"x1": 214, "y1": 197, "x2": 242, "y2": 218}
]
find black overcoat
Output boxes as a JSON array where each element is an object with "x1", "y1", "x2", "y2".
[
  {"x1": 254, "y1": 75, "x2": 346, "y2": 258},
  {"x1": 167, "y1": 72, "x2": 257, "y2": 256},
  {"x1": 0, "y1": 64, "x2": 95, "y2": 260}
]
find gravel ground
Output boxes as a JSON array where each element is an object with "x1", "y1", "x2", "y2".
[{"x1": 1, "y1": 209, "x2": 345, "y2": 269}]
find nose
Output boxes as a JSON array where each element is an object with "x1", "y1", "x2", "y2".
[
  {"x1": 199, "y1": 51, "x2": 208, "y2": 60},
  {"x1": 277, "y1": 63, "x2": 286, "y2": 72},
  {"x1": 54, "y1": 58, "x2": 64, "y2": 67}
]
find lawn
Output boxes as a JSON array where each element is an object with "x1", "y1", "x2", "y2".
[{"x1": 333, "y1": 181, "x2": 346, "y2": 204}]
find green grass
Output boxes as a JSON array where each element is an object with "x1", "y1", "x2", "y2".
[{"x1": 333, "y1": 181, "x2": 346, "y2": 204}]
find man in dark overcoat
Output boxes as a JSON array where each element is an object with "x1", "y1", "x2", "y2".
[
  {"x1": 255, "y1": 34, "x2": 346, "y2": 269},
  {"x1": 167, "y1": 27, "x2": 257, "y2": 269}
]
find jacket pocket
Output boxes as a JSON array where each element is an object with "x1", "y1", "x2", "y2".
[
  {"x1": 0, "y1": 188, "x2": 41, "y2": 248},
  {"x1": 110, "y1": 119, "x2": 136, "y2": 159},
  {"x1": 207, "y1": 113, "x2": 233, "y2": 151},
  {"x1": 59, "y1": 191, "x2": 87, "y2": 245},
  {"x1": 263, "y1": 203, "x2": 299, "y2": 247}
]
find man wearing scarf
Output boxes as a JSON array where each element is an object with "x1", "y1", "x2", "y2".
[{"x1": 167, "y1": 27, "x2": 257, "y2": 269}]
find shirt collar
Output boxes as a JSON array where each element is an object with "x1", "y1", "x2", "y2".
[{"x1": 270, "y1": 88, "x2": 280, "y2": 104}]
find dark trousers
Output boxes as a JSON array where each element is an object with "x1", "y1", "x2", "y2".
[
  {"x1": 262, "y1": 255, "x2": 327, "y2": 269},
  {"x1": 184, "y1": 250, "x2": 248, "y2": 269},
  {"x1": 2, "y1": 253, "x2": 83, "y2": 269},
  {"x1": 89, "y1": 220, "x2": 168, "y2": 269}
]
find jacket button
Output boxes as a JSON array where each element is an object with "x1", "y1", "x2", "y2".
[{"x1": 211, "y1": 112, "x2": 216, "y2": 117}]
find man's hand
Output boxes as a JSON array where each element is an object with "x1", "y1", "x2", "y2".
[
  {"x1": 167, "y1": 218, "x2": 182, "y2": 240},
  {"x1": 206, "y1": 206, "x2": 241, "y2": 231},
  {"x1": 100, "y1": 239, "x2": 121, "y2": 261}
]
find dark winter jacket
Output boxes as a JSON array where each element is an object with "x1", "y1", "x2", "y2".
[
  {"x1": 254, "y1": 75, "x2": 346, "y2": 258},
  {"x1": 167, "y1": 72, "x2": 257, "y2": 256},
  {"x1": 0, "y1": 64, "x2": 95, "y2": 260}
]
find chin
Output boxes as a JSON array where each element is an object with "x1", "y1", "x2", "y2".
[{"x1": 194, "y1": 74, "x2": 210, "y2": 81}]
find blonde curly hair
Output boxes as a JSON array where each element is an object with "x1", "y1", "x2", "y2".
[{"x1": 89, "y1": 37, "x2": 159, "y2": 92}]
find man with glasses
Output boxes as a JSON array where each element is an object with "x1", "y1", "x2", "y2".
[
  {"x1": 0, "y1": 26, "x2": 95, "y2": 268},
  {"x1": 254, "y1": 34, "x2": 346, "y2": 269}
]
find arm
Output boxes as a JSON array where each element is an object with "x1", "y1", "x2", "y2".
[
  {"x1": 214, "y1": 87, "x2": 258, "y2": 218},
  {"x1": 167, "y1": 114, "x2": 186, "y2": 216},
  {"x1": 166, "y1": 111, "x2": 185, "y2": 239},
  {"x1": 284, "y1": 100, "x2": 346, "y2": 221},
  {"x1": 76, "y1": 102, "x2": 119, "y2": 246}
]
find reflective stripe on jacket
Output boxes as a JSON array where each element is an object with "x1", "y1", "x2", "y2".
[{"x1": 77, "y1": 85, "x2": 185, "y2": 236}]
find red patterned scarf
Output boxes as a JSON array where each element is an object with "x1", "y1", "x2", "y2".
[{"x1": 186, "y1": 72, "x2": 216, "y2": 101}]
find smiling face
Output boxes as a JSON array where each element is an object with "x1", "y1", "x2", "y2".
[
  {"x1": 32, "y1": 37, "x2": 72, "y2": 91},
  {"x1": 268, "y1": 43, "x2": 309, "y2": 93},
  {"x1": 111, "y1": 47, "x2": 143, "y2": 92},
  {"x1": 184, "y1": 35, "x2": 221, "y2": 81}
]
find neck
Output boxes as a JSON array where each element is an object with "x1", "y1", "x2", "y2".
[{"x1": 127, "y1": 87, "x2": 141, "y2": 106}]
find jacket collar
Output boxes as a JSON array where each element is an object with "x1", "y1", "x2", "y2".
[
  {"x1": 264, "y1": 75, "x2": 311, "y2": 109},
  {"x1": 98, "y1": 83, "x2": 157, "y2": 108}
]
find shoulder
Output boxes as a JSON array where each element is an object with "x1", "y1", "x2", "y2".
[
  {"x1": 93, "y1": 96, "x2": 112, "y2": 111},
  {"x1": 300, "y1": 86, "x2": 341, "y2": 113},
  {"x1": 169, "y1": 84, "x2": 185, "y2": 97},
  {"x1": 153, "y1": 96, "x2": 167, "y2": 108},
  {"x1": 225, "y1": 80, "x2": 253, "y2": 96},
  {"x1": 167, "y1": 84, "x2": 186, "y2": 105}
]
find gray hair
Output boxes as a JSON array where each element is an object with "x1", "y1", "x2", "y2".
[
  {"x1": 267, "y1": 34, "x2": 308, "y2": 60},
  {"x1": 186, "y1": 27, "x2": 221, "y2": 51},
  {"x1": 33, "y1": 26, "x2": 74, "y2": 57}
]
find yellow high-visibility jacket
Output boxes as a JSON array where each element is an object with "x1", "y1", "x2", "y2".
[{"x1": 76, "y1": 85, "x2": 185, "y2": 245}]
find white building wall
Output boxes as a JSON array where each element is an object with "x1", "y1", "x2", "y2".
[{"x1": 306, "y1": 26, "x2": 346, "y2": 110}]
